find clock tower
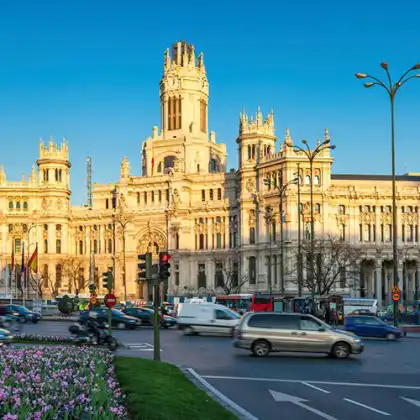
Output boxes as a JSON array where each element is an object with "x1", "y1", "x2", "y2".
[{"x1": 160, "y1": 41, "x2": 209, "y2": 140}]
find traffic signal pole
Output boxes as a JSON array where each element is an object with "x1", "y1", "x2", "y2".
[
  {"x1": 153, "y1": 279, "x2": 161, "y2": 362},
  {"x1": 103, "y1": 268, "x2": 114, "y2": 336}
]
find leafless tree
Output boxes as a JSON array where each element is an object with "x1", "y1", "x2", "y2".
[
  {"x1": 57, "y1": 256, "x2": 87, "y2": 294},
  {"x1": 292, "y1": 236, "x2": 361, "y2": 297},
  {"x1": 212, "y1": 255, "x2": 248, "y2": 295},
  {"x1": 28, "y1": 272, "x2": 44, "y2": 300}
]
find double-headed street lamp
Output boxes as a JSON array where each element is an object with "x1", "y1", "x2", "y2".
[
  {"x1": 291, "y1": 138, "x2": 336, "y2": 299},
  {"x1": 355, "y1": 62, "x2": 420, "y2": 326},
  {"x1": 264, "y1": 177, "x2": 299, "y2": 295}
]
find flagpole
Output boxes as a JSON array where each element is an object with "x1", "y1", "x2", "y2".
[
  {"x1": 35, "y1": 242, "x2": 39, "y2": 306},
  {"x1": 22, "y1": 241, "x2": 25, "y2": 307}
]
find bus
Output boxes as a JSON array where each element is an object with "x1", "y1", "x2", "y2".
[
  {"x1": 342, "y1": 297, "x2": 378, "y2": 316},
  {"x1": 252, "y1": 293, "x2": 274, "y2": 312},
  {"x1": 215, "y1": 294, "x2": 252, "y2": 313}
]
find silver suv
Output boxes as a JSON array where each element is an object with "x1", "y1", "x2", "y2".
[{"x1": 233, "y1": 312, "x2": 363, "y2": 358}]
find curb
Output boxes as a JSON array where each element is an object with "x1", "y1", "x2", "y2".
[{"x1": 184, "y1": 367, "x2": 259, "y2": 420}]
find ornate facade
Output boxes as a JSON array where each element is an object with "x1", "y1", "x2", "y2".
[{"x1": 1, "y1": 41, "x2": 420, "y2": 305}]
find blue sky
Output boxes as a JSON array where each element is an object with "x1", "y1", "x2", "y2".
[{"x1": 0, "y1": 0, "x2": 419, "y2": 205}]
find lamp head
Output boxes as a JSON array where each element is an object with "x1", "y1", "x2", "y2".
[
  {"x1": 412, "y1": 63, "x2": 420, "y2": 70},
  {"x1": 380, "y1": 62, "x2": 388, "y2": 70},
  {"x1": 301, "y1": 139, "x2": 308, "y2": 145},
  {"x1": 355, "y1": 73, "x2": 367, "y2": 79},
  {"x1": 330, "y1": 145, "x2": 336, "y2": 150},
  {"x1": 364, "y1": 82, "x2": 375, "y2": 88}
]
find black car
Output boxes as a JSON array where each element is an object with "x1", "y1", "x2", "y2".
[
  {"x1": 2, "y1": 305, "x2": 41, "y2": 323},
  {"x1": 79, "y1": 308, "x2": 140, "y2": 330},
  {"x1": 123, "y1": 307, "x2": 177, "y2": 328}
]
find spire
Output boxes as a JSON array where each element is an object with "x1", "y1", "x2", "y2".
[
  {"x1": 285, "y1": 128, "x2": 293, "y2": 146},
  {"x1": 182, "y1": 44, "x2": 188, "y2": 67},
  {"x1": 198, "y1": 52, "x2": 205, "y2": 73},
  {"x1": 324, "y1": 128, "x2": 330, "y2": 141},
  {"x1": 190, "y1": 45, "x2": 196, "y2": 66},
  {"x1": 0, "y1": 164, "x2": 5, "y2": 184},
  {"x1": 164, "y1": 48, "x2": 171, "y2": 70}
]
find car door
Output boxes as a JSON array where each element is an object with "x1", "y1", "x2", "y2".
[
  {"x1": 295, "y1": 316, "x2": 331, "y2": 352},
  {"x1": 213, "y1": 309, "x2": 238, "y2": 334},
  {"x1": 362, "y1": 316, "x2": 386, "y2": 337}
]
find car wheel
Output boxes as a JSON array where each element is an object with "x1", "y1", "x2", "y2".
[
  {"x1": 386, "y1": 332, "x2": 396, "y2": 340},
  {"x1": 331, "y1": 341, "x2": 351, "y2": 359},
  {"x1": 251, "y1": 340, "x2": 271, "y2": 357},
  {"x1": 117, "y1": 322, "x2": 126, "y2": 330},
  {"x1": 184, "y1": 326, "x2": 195, "y2": 335},
  {"x1": 19, "y1": 316, "x2": 27, "y2": 324},
  {"x1": 129, "y1": 324, "x2": 136, "y2": 330},
  {"x1": 31, "y1": 319, "x2": 39, "y2": 324}
]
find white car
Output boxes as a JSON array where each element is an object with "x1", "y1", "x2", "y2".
[{"x1": 177, "y1": 303, "x2": 240, "y2": 336}]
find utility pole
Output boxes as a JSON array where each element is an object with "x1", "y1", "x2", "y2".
[{"x1": 296, "y1": 163, "x2": 303, "y2": 297}]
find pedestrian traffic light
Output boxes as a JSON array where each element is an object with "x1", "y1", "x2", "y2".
[
  {"x1": 89, "y1": 283, "x2": 96, "y2": 296},
  {"x1": 137, "y1": 252, "x2": 152, "y2": 281},
  {"x1": 159, "y1": 252, "x2": 171, "y2": 281},
  {"x1": 103, "y1": 267, "x2": 113, "y2": 291}
]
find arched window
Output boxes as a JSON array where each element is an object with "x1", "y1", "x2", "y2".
[
  {"x1": 108, "y1": 239, "x2": 113, "y2": 254},
  {"x1": 158, "y1": 190, "x2": 162, "y2": 202},
  {"x1": 137, "y1": 192, "x2": 140, "y2": 205},
  {"x1": 56, "y1": 239, "x2": 62, "y2": 254},
  {"x1": 16, "y1": 202, "x2": 21, "y2": 211},
  {"x1": 144, "y1": 191, "x2": 147, "y2": 205},
  {"x1": 305, "y1": 175, "x2": 311, "y2": 185},
  {"x1": 56, "y1": 264, "x2": 62, "y2": 287},
  {"x1": 248, "y1": 145, "x2": 252, "y2": 160},
  {"x1": 314, "y1": 175, "x2": 320, "y2": 185},
  {"x1": 23, "y1": 202, "x2": 28, "y2": 211},
  {"x1": 209, "y1": 158, "x2": 218, "y2": 173},
  {"x1": 163, "y1": 156, "x2": 176, "y2": 171},
  {"x1": 216, "y1": 232, "x2": 222, "y2": 249},
  {"x1": 217, "y1": 188, "x2": 222, "y2": 200},
  {"x1": 209, "y1": 189, "x2": 214, "y2": 200},
  {"x1": 201, "y1": 190, "x2": 205, "y2": 201},
  {"x1": 8, "y1": 201, "x2": 13, "y2": 210},
  {"x1": 79, "y1": 240, "x2": 83, "y2": 255}
]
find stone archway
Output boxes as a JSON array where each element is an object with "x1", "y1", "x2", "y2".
[{"x1": 135, "y1": 224, "x2": 167, "y2": 299}]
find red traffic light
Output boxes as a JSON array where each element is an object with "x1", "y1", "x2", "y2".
[{"x1": 159, "y1": 252, "x2": 171, "y2": 263}]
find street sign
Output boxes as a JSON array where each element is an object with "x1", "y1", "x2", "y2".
[
  {"x1": 104, "y1": 293, "x2": 117, "y2": 308},
  {"x1": 90, "y1": 296, "x2": 98, "y2": 306},
  {"x1": 392, "y1": 291, "x2": 401, "y2": 302},
  {"x1": 392, "y1": 286, "x2": 401, "y2": 294}
]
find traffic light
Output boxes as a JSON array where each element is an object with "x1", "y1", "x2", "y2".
[
  {"x1": 137, "y1": 253, "x2": 152, "y2": 281},
  {"x1": 89, "y1": 283, "x2": 96, "y2": 296},
  {"x1": 103, "y1": 267, "x2": 113, "y2": 291},
  {"x1": 159, "y1": 252, "x2": 171, "y2": 281}
]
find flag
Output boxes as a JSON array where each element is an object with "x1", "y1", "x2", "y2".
[
  {"x1": 151, "y1": 146, "x2": 155, "y2": 174},
  {"x1": 11, "y1": 242, "x2": 15, "y2": 272},
  {"x1": 28, "y1": 244, "x2": 38, "y2": 273}
]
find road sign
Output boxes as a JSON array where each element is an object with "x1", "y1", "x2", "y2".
[
  {"x1": 392, "y1": 291, "x2": 401, "y2": 302},
  {"x1": 392, "y1": 286, "x2": 401, "y2": 293},
  {"x1": 104, "y1": 293, "x2": 117, "y2": 308},
  {"x1": 90, "y1": 296, "x2": 98, "y2": 306}
]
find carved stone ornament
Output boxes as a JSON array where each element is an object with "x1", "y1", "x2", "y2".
[
  {"x1": 381, "y1": 212, "x2": 392, "y2": 224},
  {"x1": 137, "y1": 226, "x2": 166, "y2": 258},
  {"x1": 335, "y1": 214, "x2": 348, "y2": 226},
  {"x1": 246, "y1": 178, "x2": 255, "y2": 193},
  {"x1": 42, "y1": 198, "x2": 47, "y2": 209},
  {"x1": 56, "y1": 199, "x2": 63, "y2": 210},
  {"x1": 359, "y1": 212, "x2": 375, "y2": 224},
  {"x1": 402, "y1": 212, "x2": 416, "y2": 224}
]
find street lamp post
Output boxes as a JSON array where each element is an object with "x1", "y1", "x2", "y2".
[
  {"x1": 264, "y1": 206, "x2": 274, "y2": 295},
  {"x1": 295, "y1": 163, "x2": 303, "y2": 296},
  {"x1": 291, "y1": 138, "x2": 335, "y2": 301},
  {"x1": 355, "y1": 62, "x2": 420, "y2": 326}
]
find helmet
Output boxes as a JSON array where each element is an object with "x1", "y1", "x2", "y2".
[{"x1": 88, "y1": 311, "x2": 98, "y2": 319}]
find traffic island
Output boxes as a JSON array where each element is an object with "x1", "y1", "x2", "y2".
[{"x1": 115, "y1": 357, "x2": 237, "y2": 420}]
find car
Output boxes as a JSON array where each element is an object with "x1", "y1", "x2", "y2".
[
  {"x1": 347, "y1": 309, "x2": 376, "y2": 316},
  {"x1": 234, "y1": 312, "x2": 364, "y2": 358},
  {"x1": 123, "y1": 307, "x2": 177, "y2": 328},
  {"x1": 79, "y1": 307, "x2": 140, "y2": 330},
  {"x1": 1, "y1": 305, "x2": 42, "y2": 323},
  {"x1": 177, "y1": 303, "x2": 241, "y2": 336},
  {"x1": 344, "y1": 315, "x2": 403, "y2": 340},
  {"x1": 0, "y1": 328, "x2": 13, "y2": 345}
]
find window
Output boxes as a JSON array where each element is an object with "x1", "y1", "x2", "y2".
[
  {"x1": 42, "y1": 265, "x2": 49, "y2": 288},
  {"x1": 250, "y1": 227, "x2": 256, "y2": 244},
  {"x1": 8, "y1": 224, "x2": 13, "y2": 233},
  {"x1": 151, "y1": 191, "x2": 155, "y2": 203},
  {"x1": 175, "y1": 233, "x2": 180, "y2": 250},
  {"x1": 158, "y1": 190, "x2": 162, "y2": 202},
  {"x1": 157, "y1": 162, "x2": 162, "y2": 173},
  {"x1": 314, "y1": 175, "x2": 320, "y2": 185},
  {"x1": 305, "y1": 175, "x2": 311, "y2": 185},
  {"x1": 199, "y1": 234, "x2": 205, "y2": 250},
  {"x1": 112, "y1": 197, "x2": 116, "y2": 209},
  {"x1": 271, "y1": 222, "x2": 276, "y2": 241},
  {"x1": 108, "y1": 239, "x2": 113, "y2": 254},
  {"x1": 94, "y1": 240, "x2": 98, "y2": 254},
  {"x1": 248, "y1": 314, "x2": 299, "y2": 329},
  {"x1": 8, "y1": 201, "x2": 13, "y2": 210},
  {"x1": 200, "y1": 99, "x2": 207, "y2": 132},
  {"x1": 16, "y1": 202, "x2": 21, "y2": 211},
  {"x1": 23, "y1": 202, "x2": 28, "y2": 211},
  {"x1": 315, "y1": 203, "x2": 321, "y2": 214},
  {"x1": 339, "y1": 224, "x2": 346, "y2": 241},
  {"x1": 248, "y1": 145, "x2": 252, "y2": 160},
  {"x1": 144, "y1": 192, "x2": 147, "y2": 205},
  {"x1": 217, "y1": 188, "x2": 222, "y2": 200},
  {"x1": 215, "y1": 263, "x2": 224, "y2": 288},
  {"x1": 23, "y1": 224, "x2": 28, "y2": 233},
  {"x1": 137, "y1": 192, "x2": 140, "y2": 205},
  {"x1": 201, "y1": 190, "x2": 205, "y2": 201},
  {"x1": 338, "y1": 205, "x2": 345, "y2": 215},
  {"x1": 340, "y1": 267, "x2": 346, "y2": 288},
  {"x1": 106, "y1": 198, "x2": 109, "y2": 209},
  {"x1": 197, "y1": 263, "x2": 206, "y2": 289},
  {"x1": 79, "y1": 240, "x2": 83, "y2": 255},
  {"x1": 209, "y1": 159, "x2": 218, "y2": 173},
  {"x1": 300, "y1": 316, "x2": 323, "y2": 331},
  {"x1": 44, "y1": 239, "x2": 48, "y2": 254},
  {"x1": 216, "y1": 232, "x2": 222, "y2": 249},
  {"x1": 56, "y1": 239, "x2": 61, "y2": 254},
  {"x1": 209, "y1": 189, "x2": 214, "y2": 200},
  {"x1": 215, "y1": 309, "x2": 236, "y2": 320},
  {"x1": 15, "y1": 239, "x2": 21, "y2": 253},
  {"x1": 164, "y1": 156, "x2": 176, "y2": 170},
  {"x1": 249, "y1": 256, "x2": 256, "y2": 284},
  {"x1": 56, "y1": 264, "x2": 62, "y2": 288}
]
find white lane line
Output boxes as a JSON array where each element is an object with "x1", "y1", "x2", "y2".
[
  {"x1": 187, "y1": 368, "x2": 260, "y2": 420},
  {"x1": 343, "y1": 398, "x2": 391, "y2": 416},
  {"x1": 302, "y1": 382, "x2": 330, "y2": 394},
  {"x1": 201, "y1": 375, "x2": 420, "y2": 390}
]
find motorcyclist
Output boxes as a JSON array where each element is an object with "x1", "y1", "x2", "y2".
[{"x1": 85, "y1": 311, "x2": 106, "y2": 344}]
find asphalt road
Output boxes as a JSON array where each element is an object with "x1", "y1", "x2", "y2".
[{"x1": 21, "y1": 321, "x2": 420, "y2": 419}]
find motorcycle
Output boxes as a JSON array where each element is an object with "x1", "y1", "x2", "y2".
[{"x1": 68, "y1": 322, "x2": 118, "y2": 351}]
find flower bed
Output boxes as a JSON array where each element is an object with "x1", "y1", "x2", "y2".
[
  {"x1": 13, "y1": 334, "x2": 74, "y2": 344},
  {"x1": 0, "y1": 346, "x2": 128, "y2": 419}
]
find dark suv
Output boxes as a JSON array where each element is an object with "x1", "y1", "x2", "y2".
[{"x1": 0, "y1": 305, "x2": 41, "y2": 323}]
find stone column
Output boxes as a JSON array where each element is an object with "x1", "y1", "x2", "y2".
[{"x1": 374, "y1": 261, "x2": 382, "y2": 305}]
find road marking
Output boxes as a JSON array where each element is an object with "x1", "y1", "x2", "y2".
[
  {"x1": 126, "y1": 343, "x2": 162, "y2": 351},
  {"x1": 302, "y1": 382, "x2": 330, "y2": 394},
  {"x1": 343, "y1": 398, "x2": 391, "y2": 416},
  {"x1": 269, "y1": 390, "x2": 338, "y2": 420},
  {"x1": 201, "y1": 375, "x2": 420, "y2": 390},
  {"x1": 187, "y1": 368, "x2": 260, "y2": 420},
  {"x1": 401, "y1": 396, "x2": 420, "y2": 408}
]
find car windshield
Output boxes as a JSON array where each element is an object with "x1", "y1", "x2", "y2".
[
  {"x1": 111, "y1": 309, "x2": 125, "y2": 316},
  {"x1": 13, "y1": 306, "x2": 30, "y2": 313}
]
